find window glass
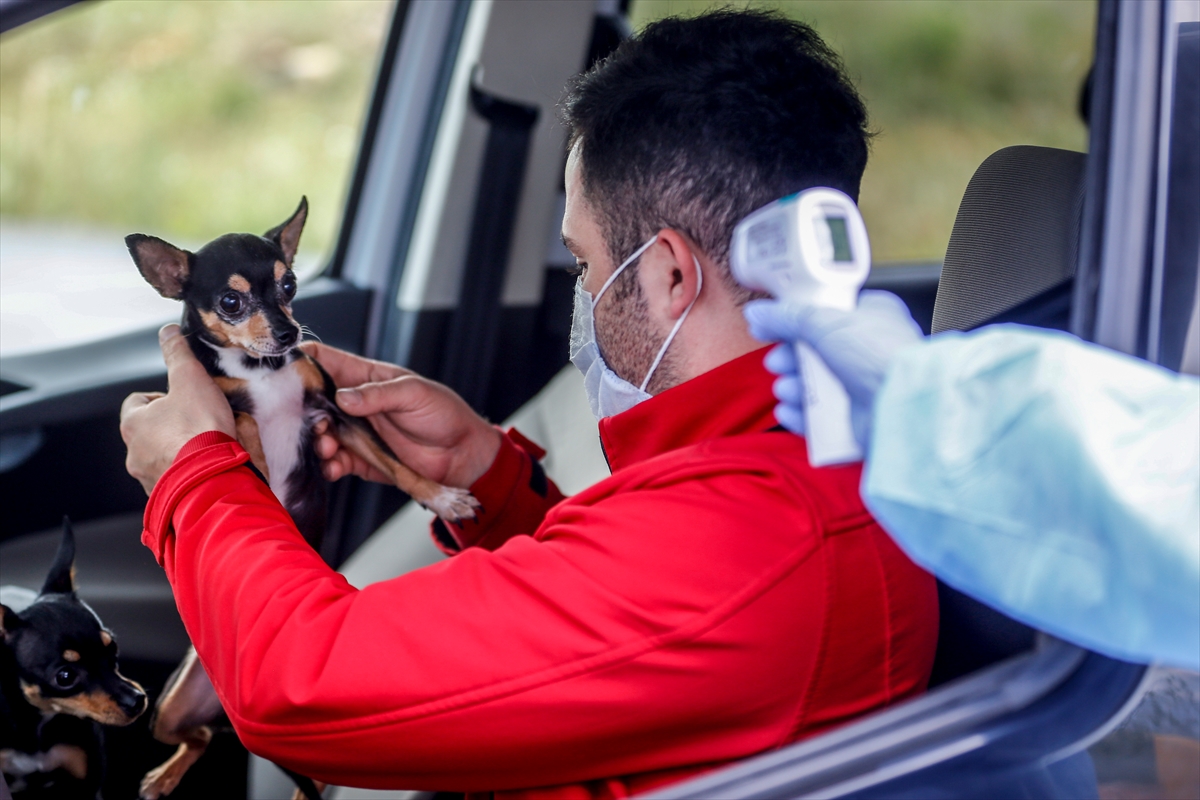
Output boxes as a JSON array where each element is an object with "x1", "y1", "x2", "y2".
[
  {"x1": 629, "y1": 0, "x2": 1094, "y2": 265},
  {"x1": 1090, "y1": 668, "x2": 1200, "y2": 800},
  {"x1": 0, "y1": 0, "x2": 393, "y2": 356}
]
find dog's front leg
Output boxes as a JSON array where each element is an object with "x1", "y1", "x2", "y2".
[
  {"x1": 332, "y1": 417, "x2": 481, "y2": 522},
  {"x1": 234, "y1": 412, "x2": 270, "y2": 481},
  {"x1": 291, "y1": 779, "x2": 328, "y2": 800},
  {"x1": 140, "y1": 647, "x2": 223, "y2": 799}
]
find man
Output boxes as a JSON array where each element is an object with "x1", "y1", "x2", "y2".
[{"x1": 120, "y1": 10, "x2": 937, "y2": 798}]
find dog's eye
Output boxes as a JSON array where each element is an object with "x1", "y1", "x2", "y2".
[
  {"x1": 280, "y1": 274, "x2": 296, "y2": 300},
  {"x1": 220, "y1": 293, "x2": 243, "y2": 315},
  {"x1": 55, "y1": 666, "x2": 78, "y2": 689}
]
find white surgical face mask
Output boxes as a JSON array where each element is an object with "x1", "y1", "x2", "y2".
[{"x1": 569, "y1": 235, "x2": 704, "y2": 420}]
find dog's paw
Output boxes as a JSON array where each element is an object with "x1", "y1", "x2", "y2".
[
  {"x1": 140, "y1": 756, "x2": 187, "y2": 799},
  {"x1": 426, "y1": 486, "x2": 482, "y2": 523},
  {"x1": 1, "y1": 748, "x2": 43, "y2": 777}
]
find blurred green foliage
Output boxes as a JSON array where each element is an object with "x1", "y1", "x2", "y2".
[
  {"x1": 1, "y1": 0, "x2": 1094, "y2": 268},
  {"x1": 0, "y1": 0, "x2": 393, "y2": 268},
  {"x1": 631, "y1": 0, "x2": 1095, "y2": 262}
]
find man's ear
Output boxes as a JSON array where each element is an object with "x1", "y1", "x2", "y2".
[
  {"x1": 41, "y1": 517, "x2": 77, "y2": 596},
  {"x1": 0, "y1": 604, "x2": 23, "y2": 639},
  {"x1": 264, "y1": 196, "x2": 308, "y2": 267},
  {"x1": 126, "y1": 234, "x2": 192, "y2": 299},
  {"x1": 652, "y1": 229, "x2": 703, "y2": 319}
]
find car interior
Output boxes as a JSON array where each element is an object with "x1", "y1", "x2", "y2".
[{"x1": 1, "y1": 0, "x2": 1196, "y2": 798}]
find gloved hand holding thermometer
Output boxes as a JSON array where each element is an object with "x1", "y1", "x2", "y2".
[{"x1": 731, "y1": 188, "x2": 871, "y2": 466}]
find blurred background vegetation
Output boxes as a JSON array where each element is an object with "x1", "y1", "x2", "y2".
[
  {"x1": 632, "y1": 0, "x2": 1095, "y2": 263},
  {"x1": 0, "y1": 0, "x2": 393, "y2": 268},
  {"x1": 0, "y1": 0, "x2": 1094, "y2": 269}
]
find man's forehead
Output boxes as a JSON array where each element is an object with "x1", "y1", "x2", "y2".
[
  {"x1": 565, "y1": 139, "x2": 583, "y2": 183},
  {"x1": 561, "y1": 149, "x2": 596, "y2": 256},
  {"x1": 563, "y1": 148, "x2": 584, "y2": 213}
]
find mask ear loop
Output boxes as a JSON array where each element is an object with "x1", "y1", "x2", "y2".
[
  {"x1": 594, "y1": 235, "x2": 659, "y2": 305},
  {"x1": 639, "y1": 253, "x2": 704, "y2": 392}
]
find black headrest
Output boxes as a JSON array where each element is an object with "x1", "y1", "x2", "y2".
[{"x1": 932, "y1": 145, "x2": 1086, "y2": 334}]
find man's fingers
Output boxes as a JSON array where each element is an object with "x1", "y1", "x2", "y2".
[
  {"x1": 320, "y1": 450, "x2": 382, "y2": 484},
  {"x1": 158, "y1": 323, "x2": 186, "y2": 363},
  {"x1": 336, "y1": 376, "x2": 426, "y2": 417},
  {"x1": 120, "y1": 391, "x2": 163, "y2": 418},
  {"x1": 322, "y1": 455, "x2": 347, "y2": 481},
  {"x1": 314, "y1": 432, "x2": 353, "y2": 479},
  {"x1": 314, "y1": 347, "x2": 368, "y2": 387},
  {"x1": 314, "y1": 432, "x2": 339, "y2": 459},
  {"x1": 299, "y1": 341, "x2": 334, "y2": 366},
  {"x1": 305, "y1": 342, "x2": 407, "y2": 388},
  {"x1": 158, "y1": 324, "x2": 209, "y2": 387}
]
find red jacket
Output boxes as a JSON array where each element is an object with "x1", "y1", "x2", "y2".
[{"x1": 141, "y1": 348, "x2": 937, "y2": 799}]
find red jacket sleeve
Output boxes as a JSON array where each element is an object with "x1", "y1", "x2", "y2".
[
  {"x1": 430, "y1": 428, "x2": 567, "y2": 555},
  {"x1": 140, "y1": 432, "x2": 844, "y2": 792}
]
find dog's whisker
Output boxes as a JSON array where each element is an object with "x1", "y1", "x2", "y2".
[{"x1": 299, "y1": 326, "x2": 322, "y2": 343}]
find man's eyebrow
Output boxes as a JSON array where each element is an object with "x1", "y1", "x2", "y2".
[{"x1": 561, "y1": 233, "x2": 580, "y2": 255}]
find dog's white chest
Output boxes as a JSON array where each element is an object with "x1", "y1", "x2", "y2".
[{"x1": 216, "y1": 349, "x2": 308, "y2": 505}]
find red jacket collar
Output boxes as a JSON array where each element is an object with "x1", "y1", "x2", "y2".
[{"x1": 598, "y1": 346, "x2": 777, "y2": 472}]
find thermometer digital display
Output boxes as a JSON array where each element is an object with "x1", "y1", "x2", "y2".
[
  {"x1": 730, "y1": 188, "x2": 871, "y2": 466},
  {"x1": 823, "y1": 215, "x2": 854, "y2": 262}
]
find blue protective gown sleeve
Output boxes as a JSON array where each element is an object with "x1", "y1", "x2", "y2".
[{"x1": 862, "y1": 325, "x2": 1200, "y2": 670}]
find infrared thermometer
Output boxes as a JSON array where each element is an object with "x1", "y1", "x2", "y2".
[{"x1": 730, "y1": 188, "x2": 870, "y2": 466}]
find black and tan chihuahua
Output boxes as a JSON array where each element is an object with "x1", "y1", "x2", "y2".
[
  {"x1": 1, "y1": 518, "x2": 148, "y2": 799},
  {"x1": 126, "y1": 196, "x2": 480, "y2": 537},
  {"x1": 126, "y1": 198, "x2": 477, "y2": 799}
]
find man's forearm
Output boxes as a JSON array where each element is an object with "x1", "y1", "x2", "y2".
[{"x1": 141, "y1": 431, "x2": 571, "y2": 786}]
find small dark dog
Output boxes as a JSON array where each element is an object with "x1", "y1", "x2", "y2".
[
  {"x1": 1, "y1": 518, "x2": 148, "y2": 799},
  {"x1": 126, "y1": 198, "x2": 477, "y2": 799},
  {"x1": 127, "y1": 196, "x2": 479, "y2": 539}
]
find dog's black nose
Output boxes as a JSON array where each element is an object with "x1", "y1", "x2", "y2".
[
  {"x1": 120, "y1": 687, "x2": 148, "y2": 717},
  {"x1": 276, "y1": 327, "x2": 299, "y2": 347}
]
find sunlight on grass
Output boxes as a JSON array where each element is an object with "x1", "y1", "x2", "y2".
[
  {"x1": 631, "y1": 0, "x2": 1095, "y2": 264},
  {"x1": 0, "y1": 0, "x2": 394, "y2": 266}
]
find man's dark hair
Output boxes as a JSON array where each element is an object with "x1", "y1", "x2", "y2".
[{"x1": 562, "y1": 9, "x2": 871, "y2": 302}]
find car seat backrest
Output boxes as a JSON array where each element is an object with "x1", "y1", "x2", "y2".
[
  {"x1": 926, "y1": 145, "x2": 1087, "y2": 686},
  {"x1": 932, "y1": 145, "x2": 1086, "y2": 334}
]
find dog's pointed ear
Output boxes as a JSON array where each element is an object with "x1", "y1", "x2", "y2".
[
  {"x1": 126, "y1": 234, "x2": 192, "y2": 299},
  {"x1": 264, "y1": 196, "x2": 307, "y2": 268},
  {"x1": 41, "y1": 516, "x2": 77, "y2": 596},
  {"x1": 0, "y1": 603, "x2": 23, "y2": 639}
]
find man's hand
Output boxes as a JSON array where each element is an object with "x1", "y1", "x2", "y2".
[
  {"x1": 120, "y1": 325, "x2": 235, "y2": 494},
  {"x1": 303, "y1": 343, "x2": 502, "y2": 489}
]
